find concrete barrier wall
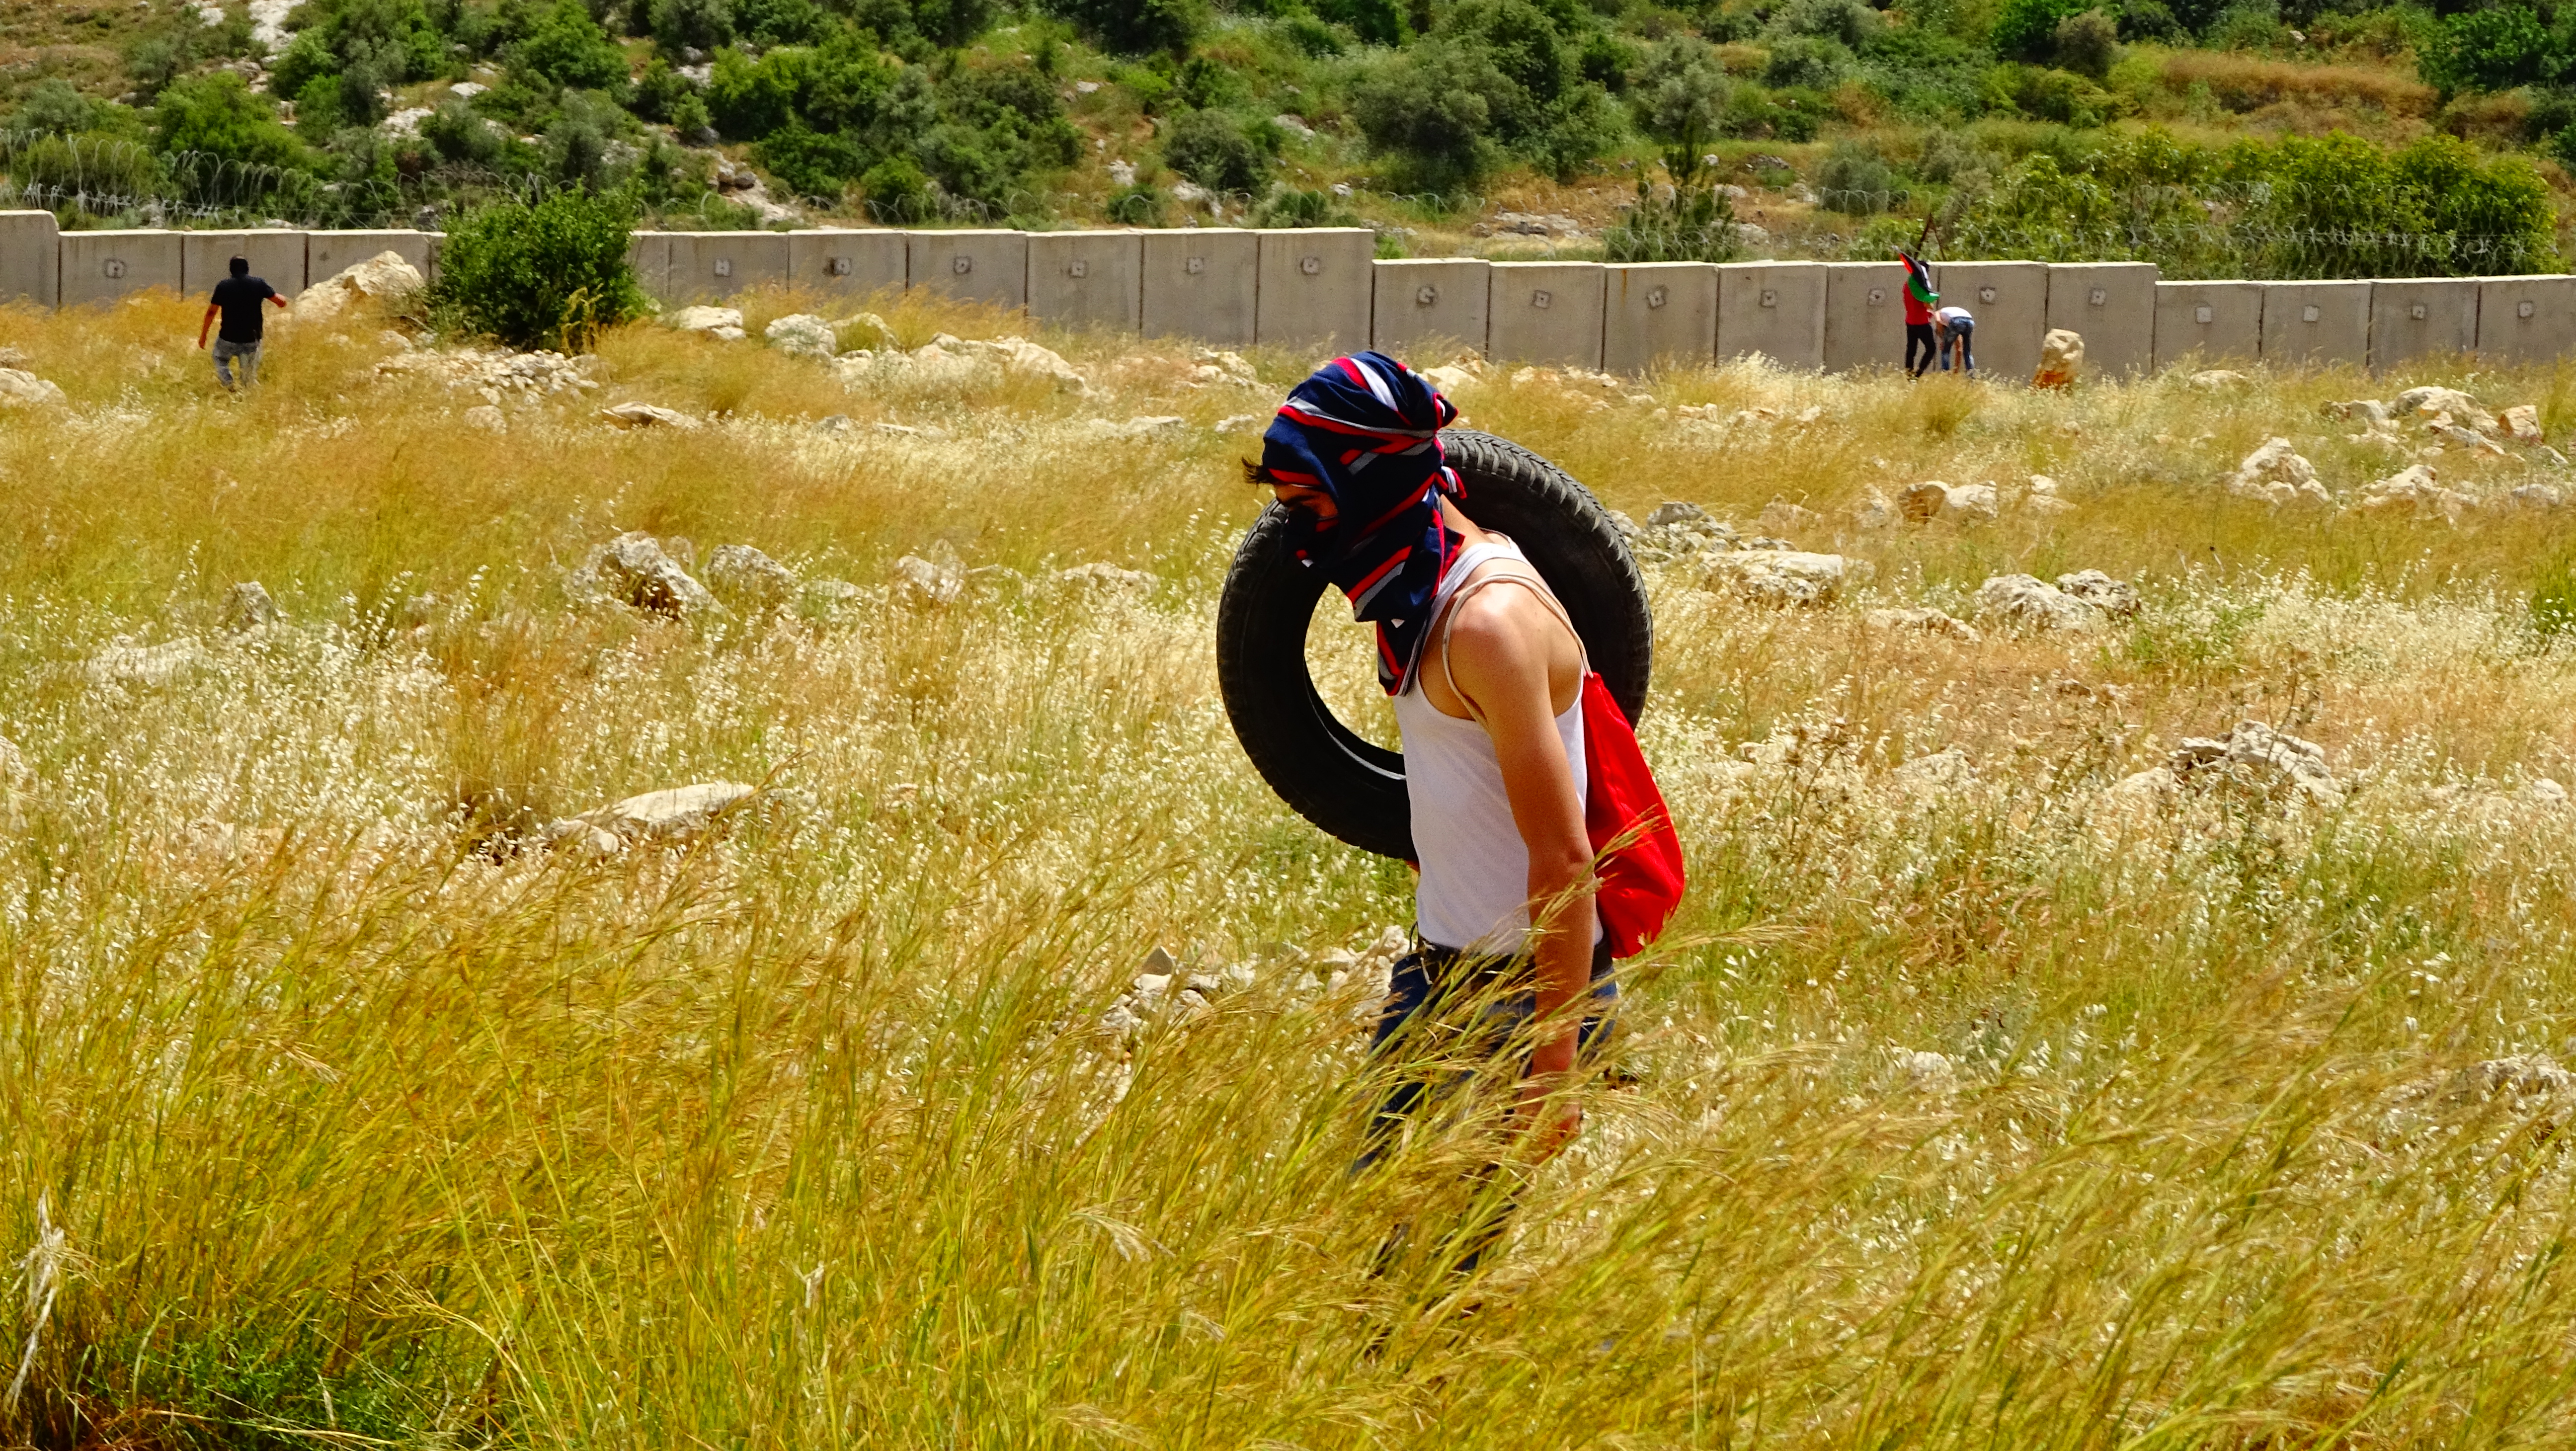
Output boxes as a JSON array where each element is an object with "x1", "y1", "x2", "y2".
[
  {"x1": 0, "y1": 210, "x2": 60, "y2": 307},
  {"x1": 665, "y1": 231, "x2": 791, "y2": 305},
  {"x1": 2047, "y1": 262, "x2": 2154, "y2": 376},
  {"x1": 2153, "y1": 281, "x2": 2263, "y2": 369},
  {"x1": 2258, "y1": 280, "x2": 2370, "y2": 369},
  {"x1": 1714, "y1": 261, "x2": 1825, "y2": 370},
  {"x1": 310, "y1": 230, "x2": 431, "y2": 287},
  {"x1": 1488, "y1": 261, "x2": 1606, "y2": 369},
  {"x1": 2370, "y1": 279, "x2": 2480, "y2": 373},
  {"x1": 788, "y1": 229, "x2": 905, "y2": 302},
  {"x1": 1823, "y1": 262, "x2": 1908, "y2": 373},
  {"x1": 1142, "y1": 229, "x2": 1257, "y2": 346},
  {"x1": 59, "y1": 230, "x2": 182, "y2": 308},
  {"x1": 1934, "y1": 261, "x2": 2048, "y2": 381},
  {"x1": 1256, "y1": 228, "x2": 1373, "y2": 354},
  {"x1": 1604, "y1": 262, "x2": 1715, "y2": 373},
  {"x1": 1028, "y1": 230, "x2": 1142, "y2": 333},
  {"x1": 1371, "y1": 257, "x2": 1490, "y2": 360},
  {"x1": 181, "y1": 230, "x2": 307, "y2": 298},
  {"x1": 2477, "y1": 275, "x2": 2576, "y2": 369},
  {"x1": 24, "y1": 225, "x2": 2576, "y2": 380}
]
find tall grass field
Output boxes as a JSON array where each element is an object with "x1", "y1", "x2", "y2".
[{"x1": 6, "y1": 283, "x2": 2576, "y2": 1448}]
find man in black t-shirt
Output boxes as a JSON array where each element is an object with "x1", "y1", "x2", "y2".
[{"x1": 197, "y1": 256, "x2": 288, "y2": 390}]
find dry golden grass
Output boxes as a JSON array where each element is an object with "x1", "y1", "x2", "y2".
[
  {"x1": 2155, "y1": 49, "x2": 2439, "y2": 119},
  {"x1": 8, "y1": 285, "x2": 2576, "y2": 1447}
]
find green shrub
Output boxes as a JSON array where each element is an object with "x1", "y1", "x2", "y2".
[
  {"x1": 431, "y1": 188, "x2": 646, "y2": 351},
  {"x1": 1763, "y1": 36, "x2": 1853, "y2": 88},
  {"x1": 650, "y1": 0, "x2": 734, "y2": 54},
  {"x1": 860, "y1": 155, "x2": 933, "y2": 221},
  {"x1": 512, "y1": 0, "x2": 632, "y2": 92},
  {"x1": 1990, "y1": 0, "x2": 2092, "y2": 58},
  {"x1": 1162, "y1": 108, "x2": 1276, "y2": 192},
  {"x1": 1282, "y1": 15, "x2": 1349, "y2": 55},
  {"x1": 1106, "y1": 182, "x2": 1167, "y2": 223},
  {"x1": 2053, "y1": 8, "x2": 2119, "y2": 78},
  {"x1": 151, "y1": 72, "x2": 308, "y2": 170},
  {"x1": 1041, "y1": 0, "x2": 1203, "y2": 54},
  {"x1": 1605, "y1": 138, "x2": 1743, "y2": 261},
  {"x1": 1817, "y1": 140, "x2": 1897, "y2": 213},
  {"x1": 1351, "y1": 39, "x2": 1506, "y2": 188},
  {"x1": 755, "y1": 121, "x2": 868, "y2": 197},
  {"x1": 1628, "y1": 37, "x2": 1733, "y2": 143},
  {"x1": 1315, "y1": 0, "x2": 1408, "y2": 45},
  {"x1": 2419, "y1": 4, "x2": 2570, "y2": 95},
  {"x1": 1722, "y1": 83, "x2": 1825, "y2": 139}
]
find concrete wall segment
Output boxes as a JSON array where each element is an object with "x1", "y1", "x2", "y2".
[
  {"x1": 1822, "y1": 261, "x2": 1907, "y2": 373},
  {"x1": 2257, "y1": 279, "x2": 2370, "y2": 369},
  {"x1": 1256, "y1": 228, "x2": 1373, "y2": 355},
  {"x1": 1141, "y1": 228, "x2": 1257, "y2": 345},
  {"x1": 2045, "y1": 261, "x2": 2155, "y2": 376},
  {"x1": 1604, "y1": 262, "x2": 1715, "y2": 373},
  {"x1": 1932, "y1": 260, "x2": 2048, "y2": 380},
  {"x1": 0, "y1": 210, "x2": 61, "y2": 308},
  {"x1": 58, "y1": 229, "x2": 181, "y2": 307},
  {"x1": 2474, "y1": 275, "x2": 2576, "y2": 369},
  {"x1": 2152, "y1": 281, "x2": 2262, "y2": 369},
  {"x1": 2370, "y1": 278, "x2": 2479, "y2": 373},
  {"x1": 1713, "y1": 260, "x2": 1825, "y2": 369},
  {"x1": 1370, "y1": 257, "x2": 1490, "y2": 361},
  {"x1": 309, "y1": 230, "x2": 430, "y2": 286},
  {"x1": 787, "y1": 228, "x2": 905, "y2": 302},
  {"x1": 1486, "y1": 261, "x2": 1606, "y2": 369},
  {"x1": 181, "y1": 230, "x2": 307, "y2": 298},
  {"x1": 1027, "y1": 230, "x2": 1142, "y2": 333},
  {"x1": 664, "y1": 231, "x2": 791, "y2": 304},
  {"x1": 907, "y1": 229, "x2": 1027, "y2": 311}
]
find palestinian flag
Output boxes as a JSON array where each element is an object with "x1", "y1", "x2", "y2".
[{"x1": 1901, "y1": 252, "x2": 1938, "y2": 310}]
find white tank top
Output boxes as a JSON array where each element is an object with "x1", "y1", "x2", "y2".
[{"x1": 1392, "y1": 539, "x2": 1602, "y2": 954}]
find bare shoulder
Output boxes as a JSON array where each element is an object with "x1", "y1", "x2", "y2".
[{"x1": 1441, "y1": 582, "x2": 1555, "y2": 683}]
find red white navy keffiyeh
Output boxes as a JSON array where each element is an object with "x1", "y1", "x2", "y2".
[{"x1": 1261, "y1": 352, "x2": 1461, "y2": 695}]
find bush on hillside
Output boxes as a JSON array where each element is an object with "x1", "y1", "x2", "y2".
[
  {"x1": 1351, "y1": 40, "x2": 1508, "y2": 189},
  {"x1": 1817, "y1": 141, "x2": 1898, "y2": 213},
  {"x1": 1627, "y1": 37, "x2": 1734, "y2": 143},
  {"x1": 151, "y1": 72, "x2": 308, "y2": 171},
  {"x1": 509, "y1": 0, "x2": 631, "y2": 93},
  {"x1": 2418, "y1": 3, "x2": 2572, "y2": 95},
  {"x1": 1605, "y1": 139, "x2": 1744, "y2": 261},
  {"x1": 1040, "y1": 0, "x2": 1202, "y2": 54},
  {"x1": 431, "y1": 188, "x2": 646, "y2": 351},
  {"x1": 2053, "y1": 8, "x2": 2120, "y2": 78},
  {"x1": 1990, "y1": 0, "x2": 2093, "y2": 59},
  {"x1": 1162, "y1": 109, "x2": 1277, "y2": 193}
]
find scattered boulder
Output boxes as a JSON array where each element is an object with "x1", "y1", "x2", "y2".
[
  {"x1": 1759, "y1": 497, "x2": 1819, "y2": 536},
  {"x1": 1850, "y1": 487, "x2": 1898, "y2": 530},
  {"x1": 891, "y1": 554, "x2": 964, "y2": 608},
  {"x1": 2358, "y1": 463, "x2": 2475, "y2": 522},
  {"x1": 1894, "y1": 1048, "x2": 1957, "y2": 1094},
  {"x1": 2511, "y1": 482, "x2": 2566, "y2": 510},
  {"x1": 1865, "y1": 606, "x2": 1980, "y2": 644},
  {"x1": 1944, "y1": 483, "x2": 1999, "y2": 522},
  {"x1": 1974, "y1": 574, "x2": 2101, "y2": 634},
  {"x1": 1192, "y1": 349, "x2": 1260, "y2": 387},
  {"x1": 704, "y1": 544, "x2": 798, "y2": 610},
  {"x1": 669, "y1": 305, "x2": 746, "y2": 340},
  {"x1": 2168, "y1": 720, "x2": 2339, "y2": 806},
  {"x1": 2393, "y1": 385, "x2": 2496, "y2": 434},
  {"x1": 545, "y1": 780, "x2": 759, "y2": 853},
  {"x1": 2032, "y1": 328, "x2": 2082, "y2": 390},
  {"x1": 0, "y1": 368, "x2": 67, "y2": 407},
  {"x1": 2227, "y1": 437, "x2": 2331, "y2": 507},
  {"x1": 463, "y1": 404, "x2": 506, "y2": 434},
  {"x1": 763, "y1": 313, "x2": 837, "y2": 359},
  {"x1": 1630, "y1": 500, "x2": 1737, "y2": 564},
  {"x1": 2431, "y1": 421, "x2": 2507, "y2": 457},
  {"x1": 222, "y1": 581, "x2": 280, "y2": 634},
  {"x1": 294, "y1": 251, "x2": 423, "y2": 321},
  {"x1": 1898, "y1": 482, "x2": 1949, "y2": 524},
  {"x1": 2329, "y1": 399, "x2": 2391, "y2": 427},
  {"x1": 2189, "y1": 369, "x2": 2251, "y2": 390},
  {"x1": 1054, "y1": 562, "x2": 1154, "y2": 594},
  {"x1": 2503, "y1": 404, "x2": 2545, "y2": 445},
  {"x1": 570, "y1": 532, "x2": 719, "y2": 618},
  {"x1": 833, "y1": 312, "x2": 899, "y2": 351},
  {"x1": 598, "y1": 401, "x2": 702, "y2": 430},
  {"x1": 2438, "y1": 1054, "x2": 2576, "y2": 1106},
  {"x1": 86, "y1": 638, "x2": 210, "y2": 688},
  {"x1": 1700, "y1": 550, "x2": 1851, "y2": 607},
  {"x1": 1421, "y1": 364, "x2": 1477, "y2": 393},
  {"x1": 2024, "y1": 474, "x2": 2074, "y2": 516},
  {"x1": 933, "y1": 333, "x2": 1088, "y2": 393},
  {"x1": 2054, "y1": 569, "x2": 2140, "y2": 618}
]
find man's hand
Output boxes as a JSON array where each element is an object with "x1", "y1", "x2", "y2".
[{"x1": 197, "y1": 303, "x2": 217, "y2": 349}]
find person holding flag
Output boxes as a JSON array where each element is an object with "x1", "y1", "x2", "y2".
[{"x1": 1899, "y1": 248, "x2": 1939, "y2": 378}]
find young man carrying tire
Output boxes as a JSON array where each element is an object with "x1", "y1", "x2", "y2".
[{"x1": 1250, "y1": 353, "x2": 1620, "y2": 1271}]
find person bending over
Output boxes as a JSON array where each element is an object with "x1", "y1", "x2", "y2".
[
  {"x1": 1899, "y1": 250, "x2": 1939, "y2": 379},
  {"x1": 1933, "y1": 303, "x2": 1976, "y2": 377},
  {"x1": 1253, "y1": 353, "x2": 1613, "y2": 1276},
  {"x1": 197, "y1": 255, "x2": 287, "y2": 391}
]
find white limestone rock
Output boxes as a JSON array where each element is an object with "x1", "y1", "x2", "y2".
[
  {"x1": 294, "y1": 251, "x2": 424, "y2": 321},
  {"x1": 2054, "y1": 569, "x2": 2140, "y2": 619},
  {"x1": 570, "y1": 532, "x2": 719, "y2": 617},
  {"x1": 704, "y1": 544, "x2": 798, "y2": 609},
  {"x1": 1864, "y1": 606, "x2": 1980, "y2": 643},
  {"x1": 1974, "y1": 574, "x2": 2100, "y2": 633},
  {"x1": 2168, "y1": 721, "x2": 2339, "y2": 806},
  {"x1": 1700, "y1": 550, "x2": 1851, "y2": 607},
  {"x1": 763, "y1": 313, "x2": 837, "y2": 359}
]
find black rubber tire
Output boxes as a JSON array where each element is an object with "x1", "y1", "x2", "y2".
[{"x1": 1216, "y1": 430, "x2": 1654, "y2": 861}]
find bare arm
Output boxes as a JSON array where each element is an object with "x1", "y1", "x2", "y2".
[
  {"x1": 197, "y1": 303, "x2": 218, "y2": 348},
  {"x1": 1442, "y1": 594, "x2": 1596, "y2": 1156}
]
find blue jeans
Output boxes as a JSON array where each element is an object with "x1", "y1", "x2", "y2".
[
  {"x1": 213, "y1": 337, "x2": 260, "y2": 389},
  {"x1": 1356, "y1": 935, "x2": 1618, "y2": 1278},
  {"x1": 1939, "y1": 322, "x2": 1974, "y2": 376}
]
